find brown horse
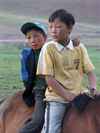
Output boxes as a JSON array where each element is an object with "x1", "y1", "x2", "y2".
[
  {"x1": 0, "y1": 90, "x2": 34, "y2": 133},
  {"x1": 0, "y1": 90, "x2": 100, "y2": 133}
]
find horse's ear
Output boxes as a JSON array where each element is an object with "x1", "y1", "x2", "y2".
[{"x1": 72, "y1": 37, "x2": 80, "y2": 47}]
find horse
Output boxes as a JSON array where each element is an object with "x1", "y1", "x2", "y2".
[
  {"x1": 0, "y1": 90, "x2": 34, "y2": 133},
  {"x1": 0, "y1": 90, "x2": 100, "y2": 133}
]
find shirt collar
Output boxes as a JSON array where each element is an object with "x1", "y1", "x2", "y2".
[{"x1": 54, "y1": 39, "x2": 73, "y2": 52}]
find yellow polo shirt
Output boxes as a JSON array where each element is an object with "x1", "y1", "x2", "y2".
[{"x1": 37, "y1": 40, "x2": 95, "y2": 101}]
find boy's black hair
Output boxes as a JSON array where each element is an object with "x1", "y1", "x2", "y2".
[
  {"x1": 49, "y1": 9, "x2": 75, "y2": 27},
  {"x1": 25, "y1": 26, "x2": 45, "y2": 36}
]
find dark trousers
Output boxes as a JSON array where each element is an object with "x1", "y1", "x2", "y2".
[{"x1": 19, "y1": 89, "x2": 46, "y2": 133}]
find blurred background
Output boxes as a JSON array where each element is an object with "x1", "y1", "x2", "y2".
[{"x1": 0, "y1": 0, "x2": 100, "y2": 43}]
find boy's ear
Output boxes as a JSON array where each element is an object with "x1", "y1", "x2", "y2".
[
  {"x1": 44, "y1": 34, "x2": 47, "y2": 41},
  {"x1": 68, "y1": 25, "x2": 73, "y2": 34}
]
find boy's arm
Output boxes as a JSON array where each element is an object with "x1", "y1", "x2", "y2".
[
  {"x1": 87, "y1": 71, "x2": 97, "y2": 89},
  {"x1": 87, "y1": 71, "x2": 100, "y2": 97},
  {"x1": 45, "y1": 75, "x2": 75, "y2": 101}
]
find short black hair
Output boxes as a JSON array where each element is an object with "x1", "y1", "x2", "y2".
[
  {"x1": 49, "y1": 9, "x2": 75, "y2": 27},
  {"x1": 25, "y1": 26, "x2": 45, "y2": 36}
]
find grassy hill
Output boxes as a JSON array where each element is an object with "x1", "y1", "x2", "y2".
[
  {"x1": 0, "y1": 0, "x2": 100, "y2": 25},
  {"x1": 0, "y1": 0, "x2": 100, "y2": 45}
]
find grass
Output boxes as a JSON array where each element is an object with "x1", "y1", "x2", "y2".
[
  {"x1": 0, "y1": 11, "x2": 99, "y2": 32},
  {"x1": 83, "y1": 49, "x2": 100, "y2": 91},
  {"x1": 0, "y1": 45, "x2": 24, "y2": 100},
  {"x1": 80, "y1": 39, "x2": 100, "y2": 46},
  {"x1": 76, "y1": 22, "x2": 100, "y2": 29},
  {"x1": 0, "y1": 11, "x2": 48, "y2": 25},
  {"x1": 0, "y1": 44, "x2": 100, "y2": 101}
]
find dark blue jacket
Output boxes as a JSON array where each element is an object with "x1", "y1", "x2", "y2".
[{"x1": 21, "y1": 48, "x2": 35, "y2": 107}]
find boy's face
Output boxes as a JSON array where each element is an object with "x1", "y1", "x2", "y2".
[
  {"x1": 49, "y1": 18, "x2": 73, "y2": 46},
  {"x1": 26, "y1": 30, "x2": 47, "y2": 50}
]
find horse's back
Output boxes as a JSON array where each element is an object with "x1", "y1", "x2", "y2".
[
  {"x1": 62, "y1": 97, "x2": 100, "y2": 133},
  {"x1": 0, "y1": 90, "x2": 34, "y2": 133},
  {"x1": 1, "y1": 91, "x2": 100, "y2": 133}
]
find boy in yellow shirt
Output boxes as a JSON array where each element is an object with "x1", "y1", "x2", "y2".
[{"x1": 37, "y1": 9, "x2": 100, "y2": 133}]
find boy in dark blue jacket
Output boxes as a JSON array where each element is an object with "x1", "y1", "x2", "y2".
[{"x1": 19, "y1": 22, "x2": 48, "y2": 133}]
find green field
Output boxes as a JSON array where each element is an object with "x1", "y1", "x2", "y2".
[
  {"x1": 0, "y1": 44, "x2": 100, "y2": 101},
  {"x1": 0, "y1": 44, "x2": 25, "y2": 100}
]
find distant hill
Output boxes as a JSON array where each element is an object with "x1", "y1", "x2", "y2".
[
  {"x1": 0, "y1": 0, "x2": 100, "y2": 25},
  {"x1": 0, "y1": 0, "x2": 100, "y2": 43}
]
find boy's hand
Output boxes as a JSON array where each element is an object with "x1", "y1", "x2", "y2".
[
  {"x1": 72, "y1": 37, "x2": 80, "y2": 47},
  {"x1": 88, "y1": 90, "x2": 100, "y2": 99},
  {"x1": 68, "y1": 95, "x2": 75, "y2": 101},
  {"x1": 84, "y1": 86, "x2": 100, "y2": 99},
  {"x1": 93, "y1": 89, "x2": 100, "y2": 97}
]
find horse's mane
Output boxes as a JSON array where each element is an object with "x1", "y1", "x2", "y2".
[
  {"x1": 71, "y1": 94, "x2": 91, "y2": 112},
  {"x1": 68, "y1": 94, "x2": 100, "y2": 112},
  {"x1": 0, "y1": 99, "x2": 6, "y2": 104}
]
